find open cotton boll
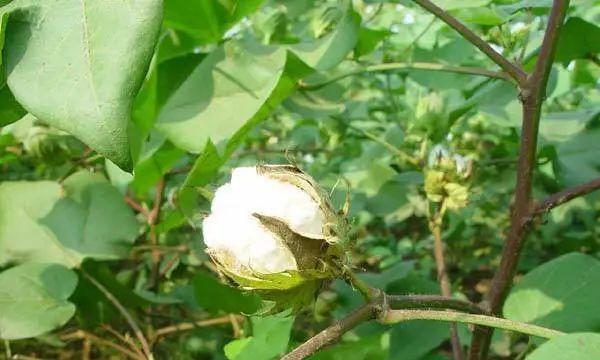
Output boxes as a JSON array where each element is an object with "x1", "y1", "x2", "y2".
[
  {"x1": 211, "y1": 166, "x2": 325, "y2": 238},
  {"x1": 203, "y1": 164, "x2": 347, "y2": 309},
  {"x1": 202, "y1": 213, "x2": 297, "y2": 274}
]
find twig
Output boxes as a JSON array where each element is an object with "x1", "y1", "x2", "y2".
[
  {"x1": 131, "y1": 244, "x2": 188, "y2": 254},
  {"x1": 380, "y1": 310, "x2": 564, "y2": 339},
  {"x1": 151, "y1": 316, "x2": 239, "y2": 343},
  {"x1": 80, "y1": 270, "x2": 153, "y2": 360},
  {"x1": 147, "y1": 179, "x2": 165, "y2": 226},
  {"x1": 410, "y1": 0, "x2": 527, "y2": 86},
  {"x1": 401, "y1": 17, "x2": 436, "y2": 54},
  {"x1": 124, "y1": 196, "x2": 148, "y2": 216},
  {"x1": 60, "y1": 330, "x2": 143, "y2": 360},
  {"x1": 531, "y1": 178, "x2": 600, "y2": 217},
  {"x1": 101, "y1": 324, "x2": 146, "y2": 359},
  {"x1": 229, "y1": 314, "x2": 243, "y2": 338},
  {"x1": 148, "y1": 178, "x2": 166, "y2": 289},
  {"x1": 429, "y1": 208, "x2": 464, "y2": 360},
  {"x1": 4, "y1": 339, "x2": 11, "y2": 359},
  {"x1": 387, "y1": 294, "x2": 484, "y2": 315},
  {"x1": 468, "y1": 1, "x2": 571, "y2": 359},
  {"x1": 300, "y1": 62, "x2": 514, "y2": 91},
  {"x1": 343, "y1": 269, "x2": 381, "y2": 301},
  {"x1": 82, "y1": 338, "x2": 91, "y2": 360},
  {"x1": 349, "y1": 125, "x2": 421, "y2": 166}
]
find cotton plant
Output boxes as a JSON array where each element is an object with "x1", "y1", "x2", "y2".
[{"x1": 202, "y1": 165, "x2": 349, "y2": 312}]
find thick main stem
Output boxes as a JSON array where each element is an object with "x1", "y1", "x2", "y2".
[
  {"x1": 468, "y1": 1, "x2": 570, "y2": 358},
  {"x1": 430, "y1": 214, "x2": 464, "y2": 360}
]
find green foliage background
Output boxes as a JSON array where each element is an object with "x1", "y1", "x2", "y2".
[{"x1": 0, "y1": 0, "x2": 599, "y2": 359}]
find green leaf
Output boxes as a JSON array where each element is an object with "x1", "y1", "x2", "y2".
[
  {"x1": 434, "y1": 0, "x2": 490, "y2": 10},
  {"x1": 388, "y1": 274, "x2": 449, "y2": 360},
  {"x1": 231, "y1": 314, "x2": 295, "y2": 360},
  {"x1": 453, "y1": 7, "x2": 509, "y2": 26},
  {"x1": 290, "y1": 7, "x2": 360, "y2": 71},
  {"x1": 41, "y1": 171, "x2": 140, "y2": 263},
  {"x1": 555, "y1": 17, "x2": 600, "y2": 65},
  {"x1": 172, "y1": 52, "x2": 309, "y2": 226},
  {"x1": 554, "y1": 128, "x2": 600, "y2": 186},
  {"x1": 0, "y1": 263, "x2": 77, "y2": 340},
  {"x1": 0, "y1": 10, "x2": 7, "y2": 68},
  {"x1": 355, "y1": 27, "x2": 388, "y2": 58},
  {"x1": 504, "y1": 253, "x2": 600, "y2": 332},
  {"x1": 193, "y1": 272, "x2": 261, "y2": 314},
  {"x1": 0, "y1": 171, "x2": 139, "y2": 268},
  {"x1": 131, "y1": 139, "x2": 185, "y2": 195},
  {"x1": 2, "y1": 0, "x2": 163, "y2": 170},
  {"x1": 0, "y1": 84, "x2": 25, "y2": 126},
  {"x1": 225, "y1": 338, "x2": 253, "y2": 359},
  {"x1": 526, "y1": 333, "x2": 600, "y2": 360},
  {"x1": 156, "y1": 41, "x2": 287, "y2": 153},
  {"x1": 164, "y1": 0, "x2": 264, "y2": 44},
  {"x1": 389, "y1": 321, "x2": 450, "y2": 360}
]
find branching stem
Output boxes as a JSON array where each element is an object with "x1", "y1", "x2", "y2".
[
  {"x1": 300, "y1": 62, "x2": 513, "y2": 91},
  {"x1": 282, "y1": 288, "x2": 559, "y2": 360},
  {"x1": 410, "y1": 0, "x2": 527, "y2": 85},
  {"x1": 532, "y1": 178, "x2": 600, "y2": 217},
  {"x1": 468, "y1": 1, "x2": 571, "y2": 358}
]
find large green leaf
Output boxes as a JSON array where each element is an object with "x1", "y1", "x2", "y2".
[
  {"x1": 555, "y1": 17, "x2": 600, "y2": 65},
  {"x1": 2, "y1": 0, "x2": 162, "y2": 171},
  {"x1": 0, "y1": 262, "x2": 77, "y2": 340},
  {"x1": 156, "y1": 41, "x2": 287, "y2": 153},
  {"x1": 554, "y1": 128, "x2": 600, "y2": 186},
  {"x1": 526, "y1": 333, "x2": 600, "y2": 360},
  {"x1": 388, "y1": 274, "x2": 450, "y2": 360},
  {"x1": 193, "y1": 272, "x2": 261, "y2": 314},
  {"x1": 0, "y1": 83, "x2": 25, "y2": 126},
  {"x1": 0, "y1": 10, "x2": 7, "y2": 71},
  {"x1": 227, "y1": 314, "x2": 295, "y2": 360},
  {"x1": 0, "y1": 171, "x2": 139, "y2": 268},
  {"x1": 290, "y1": 7, "x2": 360, "y2": 71},
  {"x1": 504, "y1": 253, "x2": 600, "y2": 333},
  {"x1": 167, "y1": 51, "x2": 310, "y2": 227},
  {"x1": 164, "y1": 0, "x2": 264, "y2": 44},
  {"x1": 390, "y1": 321, "x2": 450, "y2": 360},
  {"x1": 434, "y1": 0, "x2": 490, "y2": 10}
]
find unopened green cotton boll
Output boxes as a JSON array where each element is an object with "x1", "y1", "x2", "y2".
[{"x1": 202, "y1": 165, "x2": 347, "y2": 311}]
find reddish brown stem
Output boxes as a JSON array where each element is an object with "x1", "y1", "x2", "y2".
[
  {"x1": 148, "y1": 178, "x2": 166, "y2": 289},
  {"x1": 468, "y1": 1, "x2": 571, "y2": 359},
  {"x1": 124, "y1": 196, "x2": 148, "y2": 216},
  {"x1": 532, "y1": 178, "x2": 600, "y2": 217},
  {"x1": 430, "y1": 216, "x2": 464, "y2": 360}
]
